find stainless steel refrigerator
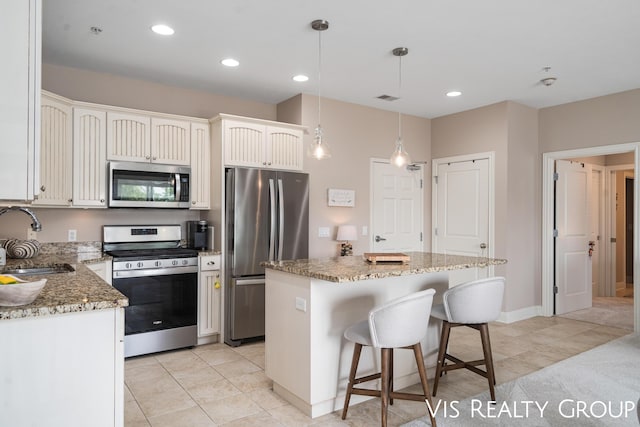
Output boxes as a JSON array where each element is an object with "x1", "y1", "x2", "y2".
[{"x1": 224, "y1": 167, "x2": 309, "y2": 346}]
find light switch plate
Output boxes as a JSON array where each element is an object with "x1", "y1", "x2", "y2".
[
  {"x1": 68, "y1": 229, "x2": 77, "y2": 242},
  {"x1": 295, "y1": 297, "x2": 307, "y2": 312},
  {"x1": 318, "y1": 227, "x2": 330, "y2": 238},
  {"x1": 362, "y1": 226, "x2": 368, "y2": 236}
]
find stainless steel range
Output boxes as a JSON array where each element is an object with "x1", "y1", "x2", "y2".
[{"x1": 103, "y1": 224, "x2": 198, "y2": 357}]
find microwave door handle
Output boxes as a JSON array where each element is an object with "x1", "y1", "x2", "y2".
[
  {"x1": 277, "y1": 179, "x2": 284, "y2": 261},
  {"x1": 268, "y1": 179, "x2": 276, "y2": 261},
  {"x1": 175, "y1": 173, "x2": 181, "y2": 201}
]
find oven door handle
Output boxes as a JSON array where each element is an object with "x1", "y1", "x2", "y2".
[{"x1": 113, "y1": 265, "x2": 198, "y2": 278}]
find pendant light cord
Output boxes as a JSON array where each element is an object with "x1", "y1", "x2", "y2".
[
  {"x1": 317, "y1": 29, "x2": 322, "y2": 129},
  {"x1": 398, "y1": 54, "x2": 402, "y2": 141}
]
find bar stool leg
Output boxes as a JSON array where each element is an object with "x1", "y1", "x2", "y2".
[
  {"x1": 412, "y1": 343, "x2": 437, "y2": 427},
  {"x1": 479, "y1": 323, "x2": 497, "y2": 402},
  {"x1": 432, "y1": 320, "x2": 451, "y2": 397},
  {"x1": 381, "y1": 348, "x2": 392, "y2": 427},
  {"x1": 342, "y1": 343, "x2": 363, "y2": 420},
  {"x1": 389, "y1": 349, "x2": 394, "y2": 405}
]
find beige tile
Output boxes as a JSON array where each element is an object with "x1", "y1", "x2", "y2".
[
  {"x1": 125, "y1": 362, "x2": 169, "y2": 385},
  {"x1": 268, "y1": 403, "x2": 318, "y2": 427},
  {"x1": 187, "y1": 377, "x2": 243, "y2": 404},
  {"x1": 247, "y1": 387, "x2": 289, "y2": 411},
  {"x1": 124, "y1": 383, "x2": 136, "y2": 402},
  {"x1": 222, "y1": 411, "x2": 284, "y2": 427},
  {"x1": 125, "y1": 399, "x2": 151, "y2": 427},
  {"x1": 127, "y1": 373, "x2": 184, "y2": 398},
  {"x1": 227, "y1": 370, "x2": 272, "y2": 392},
  {"x1": 146, "y1": 406, "x2": 216, "y2": 427},
  {"x1": 198, "y1": 347, "x2": 244, "y2": 366},
  {"x1": 199, "y1": 393, "x2": 263, "y2": 424},
  {"x1": 157, "y1": 350, "x2": 210, "y2": 373},
  {"x1": 171, "y1": 365, "x2": 224, "y2": 389},
  {"x1": 215, "y1": 358, "x2": 262, "y2": 379},
  {"x1": 136, "y1": 391, "x2": 198, "y2": 419}
]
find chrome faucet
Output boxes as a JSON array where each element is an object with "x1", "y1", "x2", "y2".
[{"x1": 0, "y1": 206, "x2": 42, "y2": 231}]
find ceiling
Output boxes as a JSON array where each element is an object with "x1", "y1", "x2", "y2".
[{"x1": 42, "y1": 0, "x2": 640, "y2": 119}]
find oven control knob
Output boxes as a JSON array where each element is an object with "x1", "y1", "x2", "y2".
[
  {"x1": 172, "y1": 260, "x2": 178, "y2": 266},
  {"x1": 125, "y1": 263, "x2": 132, "y2": 269},
  {"x1": 137, "y1": 262, "x2": 144, "y2": 268},
  {"x1": 182, "y1": 259, "x2": 188, "y2": 265}
]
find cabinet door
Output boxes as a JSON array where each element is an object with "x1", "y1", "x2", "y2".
[
  {"x1": 151, "y1": 117, "x2": 191, "y2": 165},
  {"x1": 190, "y1": 122, "x2": 210, "y2": 209},
  {"x1": 266, "y1": 126, "x2": 304, "y2": 171},
  {"x1": 223, "y1": 120, "x2": 266, "y2": 167},
  {"x1": 106, "y1": 111, "x2": 151, "y2": 162},
  {"x1": 0, "y1": 0, "x2": 41, "y2": 201},
  {"x1": 35, "y1": 94, "x2": 72, "y2": 206},
  {"x1": 73, "y1": 107, "x2": 107, "y2": 207},
  {"x1": 198, "y1": 270, "x2": 221, "y2": 337}
]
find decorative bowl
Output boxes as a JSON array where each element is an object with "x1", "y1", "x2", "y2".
[
  {"x1": 0, "y1": 275, "x2": 47, "y2": 306},
  {"x1": 2, "y1": 239, "x2": 41, "y2": 259}
]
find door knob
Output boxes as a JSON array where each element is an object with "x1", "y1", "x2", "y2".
[
  {"x1": 375, "y1": 235, "x2": 387, "y2": 242},
  {"x1": 480, "y1": 243, "x2": 487, "y2": 249}
]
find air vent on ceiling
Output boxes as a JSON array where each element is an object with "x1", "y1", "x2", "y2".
[{"x1": 377, "y1": 94, "x2": 399, "y2": 101}]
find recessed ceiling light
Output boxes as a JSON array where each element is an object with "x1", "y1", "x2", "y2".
[
  {"x1": 446, "y1": 91, "x2": 462, "y2": 97},
  {"x1": 151, "y1": 24, "x2": 174, "y2": 36},
  {"x1": 293, "y1": 75, "x2": 309, "y2": 82},
  {"x1": 221, "y1": 58, "x2": 240, "y2": 67}
]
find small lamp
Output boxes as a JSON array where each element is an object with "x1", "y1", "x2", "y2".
[{"x1": 336, "y1": 225, "x2": 358, "y2": 256}]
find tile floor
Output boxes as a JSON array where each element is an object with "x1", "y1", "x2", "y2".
[{"x1": 124, "y1": 316, "x2": 630, "y2": 426}]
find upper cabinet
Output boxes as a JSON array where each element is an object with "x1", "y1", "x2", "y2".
[
  {"x1": 220, "y1": 116, "x2": 304, "y2": 171},
  {"x1": 0, "y1": 0, "x2": 41, "y2": 201},
  {"x1": 73, "y1": 107, "x2": 107, "y2": 208},
  {"x1": 34, "y1": 92, "x2": 73, "y2": 206},
  {"x1": 106, "y1": 113, "x2": 190, "y2": 166},
  {"x1": 190, "y1": 123, "x2": 211, "y2": 210}
]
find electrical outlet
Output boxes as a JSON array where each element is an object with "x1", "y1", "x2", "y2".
[
  {"x1": 68, "y1": 229, "x2": 77, "y2": 242},
  {"x1": 26, "y1": 227, "x2": 38, "y2": 240},
  {"x1": 295, "y1": 297, "x2": 307, "y2": 312}
]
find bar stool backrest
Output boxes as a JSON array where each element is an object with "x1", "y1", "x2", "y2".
[
  {"x1": 368, "y1": 288, "x2": 436, "y2": 348},
  {"x1": 443, "y1": 276, "x2": 505, "y2": 324}
]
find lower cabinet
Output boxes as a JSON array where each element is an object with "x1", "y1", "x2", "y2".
[
  {"x1": 198, "y1": 254, "x2": 221, "y2": 344},
  {"x1": 0, "y1": 308, "x2": 125, "y2": 427}
]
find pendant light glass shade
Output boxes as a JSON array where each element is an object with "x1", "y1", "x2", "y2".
[
  {"x1": 390, "y1": 136, "x2": 411, "y2": 167},
  {"x1": 389, "y1": 47, "x2": 411, "y2": 167},
  {"x1": 308, "y1": 125, "x2": 331, "y2": 159},
  {"x1": 308, "y1": 19, "x2": 331, "y2": 160}
]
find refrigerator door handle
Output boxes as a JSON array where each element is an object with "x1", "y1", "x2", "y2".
[
  {"x1": 277, "y1": 178, "x2": 284, "y2": 261},
  {"x1": 234, "y1": 278, "x2": 265, "y2": 286},
  {"x1": 268, "y1": 178, "x2": 276, "y2": 261}
]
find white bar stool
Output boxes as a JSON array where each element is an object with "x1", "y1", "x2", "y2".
[
  {"x1": 341, "y1": 288, "x2": 437, "y2": 427},
  {"x1": 430, "y1": 276, "x2": 505, "y2": 401}
]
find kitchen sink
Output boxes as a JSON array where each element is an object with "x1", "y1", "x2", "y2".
[{"x1": 2, "y1": 264, "x2": 75, "y2": 275}]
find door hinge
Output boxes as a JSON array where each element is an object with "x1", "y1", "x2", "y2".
[
  {"x1": 553, "y1": 285, "x2": 558, "y2": 294},
  {"x1": 553, "y1": 229, "x2": 558, "y2": 238},
  {"x1": 420, "y1": 232, "x2": 423, "y2": 242},
  {"x1": 434, "y1": 176, "x2": 438, "y2": 184},
  {"x1": 434, "y1": 228, "x2": 438, "y2": 236},
  {"x1": 420, "y1": 179, "x2": 423, "y2": 189},
  {"x1": 553, "y1": 172, "x2": 559, "y2": 181}
]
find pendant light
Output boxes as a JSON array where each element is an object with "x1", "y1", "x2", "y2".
[
  {"x1": 308, "y1": 19, "x2": 331, "y2": 160},
  {"x1": 389, "y1": 47, "x2": 412, "y2": 167}
]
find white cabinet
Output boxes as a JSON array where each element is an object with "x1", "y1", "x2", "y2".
[
  {"x1": 0, "y1": 0, "x2": 41, "y2": 201},
  {"x1": 190, "y1": 122, "x2": 210, "y2": 209},
  {"x1": 86, "y1": 260, "x2": 113, "y2": 285},
  {"x1": 198, "y1": 254, "x2": 221, "y2": 342},
  {"x1": 106, "y1": 113, "x2": 191, "y2": 166},
  {"x1": 222, "y1": 117, "x2": 304, "y2": 171},
  {"x1": 34, "y1": 92, "x2": 73, "y2": 207},
  {"x1": 0, "y1": 308, "x2": 125, "y2": 427},
  {"x1": 73, "y1": 107, "x2": 107, "y2": 207}
]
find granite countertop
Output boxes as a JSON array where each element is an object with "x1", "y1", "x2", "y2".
[
  {"x1": 0, "y1": 252, "x2": 128, "y2": 320},
  {"x1": 262, "y1": 251, "x2": 507, "y2": 283}
]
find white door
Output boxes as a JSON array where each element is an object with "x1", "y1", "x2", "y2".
[
  {"x1": 370, "y1": 160, "x2": 423, "y2": 252},
  {"x1": 433, "y1": 157, "x2": 490, "y2": 286},
  {"x1": 555, "y1": 159, "x2": 593, "y2": 314},
  {"x1": 590, "y1": 165, "x2": 604, "y2": 296}
]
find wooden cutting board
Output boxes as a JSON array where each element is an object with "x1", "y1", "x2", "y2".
[{"x1": 363, "y1": 252, "x2": 410, "y2": 264}]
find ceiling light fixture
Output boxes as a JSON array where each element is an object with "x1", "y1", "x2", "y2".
[
  {"x1": 151, "y1": 24, "x2": 174, "y2": 36},
  {"x1": 540, "y1": 66, "x2": 557, "y2": 86},
  {"x1": 389, "y1": 47, "x2": 411, "y2": 168},
  {"x1": 221, "y1": 58, "x2": 240, "y2": 67},
  {"x1": 308, "y1": 19, "x2": 331, "y2": 160},
  {"x1": 293, "y1": 74, "x2": 309, "y2": 82},
  {"x1": 446, "y1": 90, "x2": 462, "y2": 97}
]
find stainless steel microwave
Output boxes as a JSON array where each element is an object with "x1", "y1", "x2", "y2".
[{"x1": 109, "y1": 161, "x2": 191, "y2": 208}]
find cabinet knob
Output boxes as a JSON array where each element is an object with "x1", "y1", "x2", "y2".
[
  {"x1": 68, "y1": 199, "x2": 73, "y2": 203},
  {"x1": 207, "y1": 261, "x2": 216, "y2": 265},
  {"x1": 268, "y1": 162, "x2": 272, "y2": 165},
  {"x1": 192, "y1": 201, "x2": 196, "y2": 205},
  {"x1": 40, "y1": 185, "x2": 46, "y2": 192},
  {"x1": 100, "y1": 199, "x2": 105, "y2": 203},
  {"x1": 152, "y1": 157, "x2": 157, "y2": 161},
  {"x1": 263, "y1": 162, "x2": 267, "y2": 166},
  {"x1": 145, "y1": 155, "x2": 151, "y2": 160}
]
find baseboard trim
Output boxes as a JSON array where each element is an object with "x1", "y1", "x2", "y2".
[{"x1": 497, "y1": 305, "x2": 543, "y2": 323}]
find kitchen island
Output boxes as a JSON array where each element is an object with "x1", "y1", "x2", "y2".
[
  {"x1": 0, "y1": 253, "x2": 128, "y2": 427},
  {"x1": 263, "y1": 252, "x2": 506, "y2": 418}
]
